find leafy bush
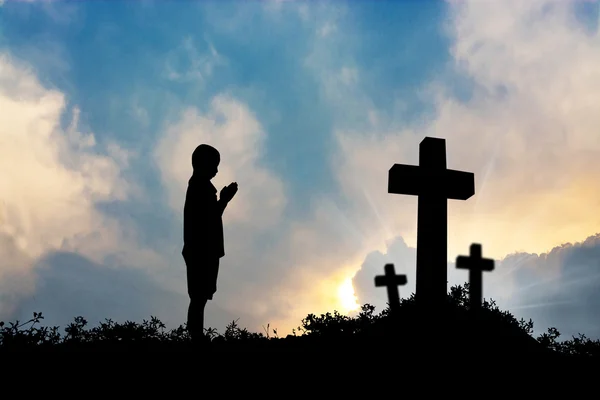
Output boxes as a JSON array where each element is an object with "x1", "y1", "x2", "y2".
[{"x1": 1, "y1": 283, "x2": 598, "y2": 357}]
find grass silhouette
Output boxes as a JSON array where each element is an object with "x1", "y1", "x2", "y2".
[{"x1": 1, "y1": 283, "x2": 598, "y2": 359}]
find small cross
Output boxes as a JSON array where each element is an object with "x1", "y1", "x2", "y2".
[
  {"x1": 374, "y1": 264, "x2": 407, "y2": 315},
  {"x1": 456, "y1": 243, "x2": 494, "y2": 310}
]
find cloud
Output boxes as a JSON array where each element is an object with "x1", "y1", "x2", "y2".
[
  {"x1": 263, "y1": 0, "x2": 309, "y2": 20},
  {"x1": 0, "y1": 233, "x2": 35, "y2": 318},
  {"x1": 491, "y1": 233, "x2": 600, "y2": 339},
  {"x1": 164, "y1": 37, "x2": 227, "y2": 84},
  {"x1": 13, "y1": 250, "x2": 185, "y2": 329},
  {"x1": 3, "y1": 0, "x2": 81, "y2": 24},
  {"x1": 0, "y1": 52, "x2": 144, "y2": 319},
  {"x1": 302, "y1": 3, "x2": 374, "y2": 130}
]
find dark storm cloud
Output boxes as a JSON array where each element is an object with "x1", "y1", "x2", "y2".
[{"x1": 8, "y1": 250, "x2": 260, "y2": 334}]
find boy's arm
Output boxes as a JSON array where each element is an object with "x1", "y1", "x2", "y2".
[
  {"x1": 217, "y1": 197, "x2": 228, "y2": 216},
  {"x1": 192, "y1": 186, "x2": 223, "y2": 223}
]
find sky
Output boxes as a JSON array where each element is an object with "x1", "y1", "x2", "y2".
[{"x1": 1, "y1": 0, "x2": 600, "y2": 339}]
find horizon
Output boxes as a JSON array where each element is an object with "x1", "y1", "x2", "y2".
[{"x1": 1, "y1": 0, "x2": 600, "y2": 338}]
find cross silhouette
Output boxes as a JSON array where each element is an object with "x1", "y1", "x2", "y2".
[
  {"x1": 388, "y1": 137, "x2": 475, "y2": 311},
  {"x1": 456, "y1": 243, "x2": 494, "y2": 310},
  {"x1": 375, "y1": 264, "x2": 407, "y2": 315}
]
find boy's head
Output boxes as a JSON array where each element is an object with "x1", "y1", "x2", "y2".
[{"x1": 192, "y1": 144, "x2": 220, "y2": 179}]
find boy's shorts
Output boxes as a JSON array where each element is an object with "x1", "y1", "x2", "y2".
[{"x1": 183, "y1": 252, "x2": 220, "y2": 301}]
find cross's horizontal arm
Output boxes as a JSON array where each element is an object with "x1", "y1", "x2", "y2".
[
  {"x1": 456, "y1": 256, "x2": 470, "y2": 269},
  {"x1": 388, "y1": 165, "x2": 475, "y2": 200},
  {"x1": 375, "y1": 275, "x2": 407, "y2": 286},
  {"x1": 456, "y1": 256, "x2": 495, "y2": 271},
  {"x1": 388, "y1": 164, "x2": 423, "y2": 196},
  {"x1": 481, "y1": 259, "x2": 494, "y2": 271},
  {"x1": 444, "y1": 169, "x2": 475, "y2": 200}
]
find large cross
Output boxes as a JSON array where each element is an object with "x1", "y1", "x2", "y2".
[
  {"x1": 456, "y1": 243, "x2": 494, "y2": 310},
  {"x1": 375, "y1": 263, "x2": 407, "y2": 315},
  {"x1": 388, "y1": 137, "x2": 475, "y2": 310}
]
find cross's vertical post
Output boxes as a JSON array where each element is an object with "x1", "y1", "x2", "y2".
[
  {"x1": 456, "y1": 243, "x2": 495, "y2": 310},
  {"x1": 375, "y1": 264, "x2": 407, "y2": 315},
  {"x1": 416, "y1": 138, "x2": 447, "y2": 310}
]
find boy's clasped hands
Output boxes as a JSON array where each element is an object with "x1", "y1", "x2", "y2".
[{"x1": 220, "y1": 182, "x2": 238, "y2": 203}]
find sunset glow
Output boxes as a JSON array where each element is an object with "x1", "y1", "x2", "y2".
[{"x1": 338, "y1": 277, "x2": 360, "y2": 313}]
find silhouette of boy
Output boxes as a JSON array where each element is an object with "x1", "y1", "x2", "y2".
[{"x1": 182, "y1": 144, "x2": 238, "y2": 344}]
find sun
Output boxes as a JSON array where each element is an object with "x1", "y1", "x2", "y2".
[{"x1": 337, "y1": 277, "x2": 360, "y2": 313}]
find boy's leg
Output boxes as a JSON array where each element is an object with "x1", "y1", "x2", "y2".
[
  {"x1": 187, "y1": 298, "x2": 196, "y2": 339},
  {"x1": 185, "y1": 251, "x2": 203, "y2": 342},
  {"x1": 188, "y1": 297, "x2": 208, "y2": 342},
  {"x1": 185, "y1": 253, "x2": 218, "y2": 343}
]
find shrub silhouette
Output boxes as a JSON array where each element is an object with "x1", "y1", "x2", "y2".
[{"x1": 1, "y1": 283, "x2": 598, "y2": 358}]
